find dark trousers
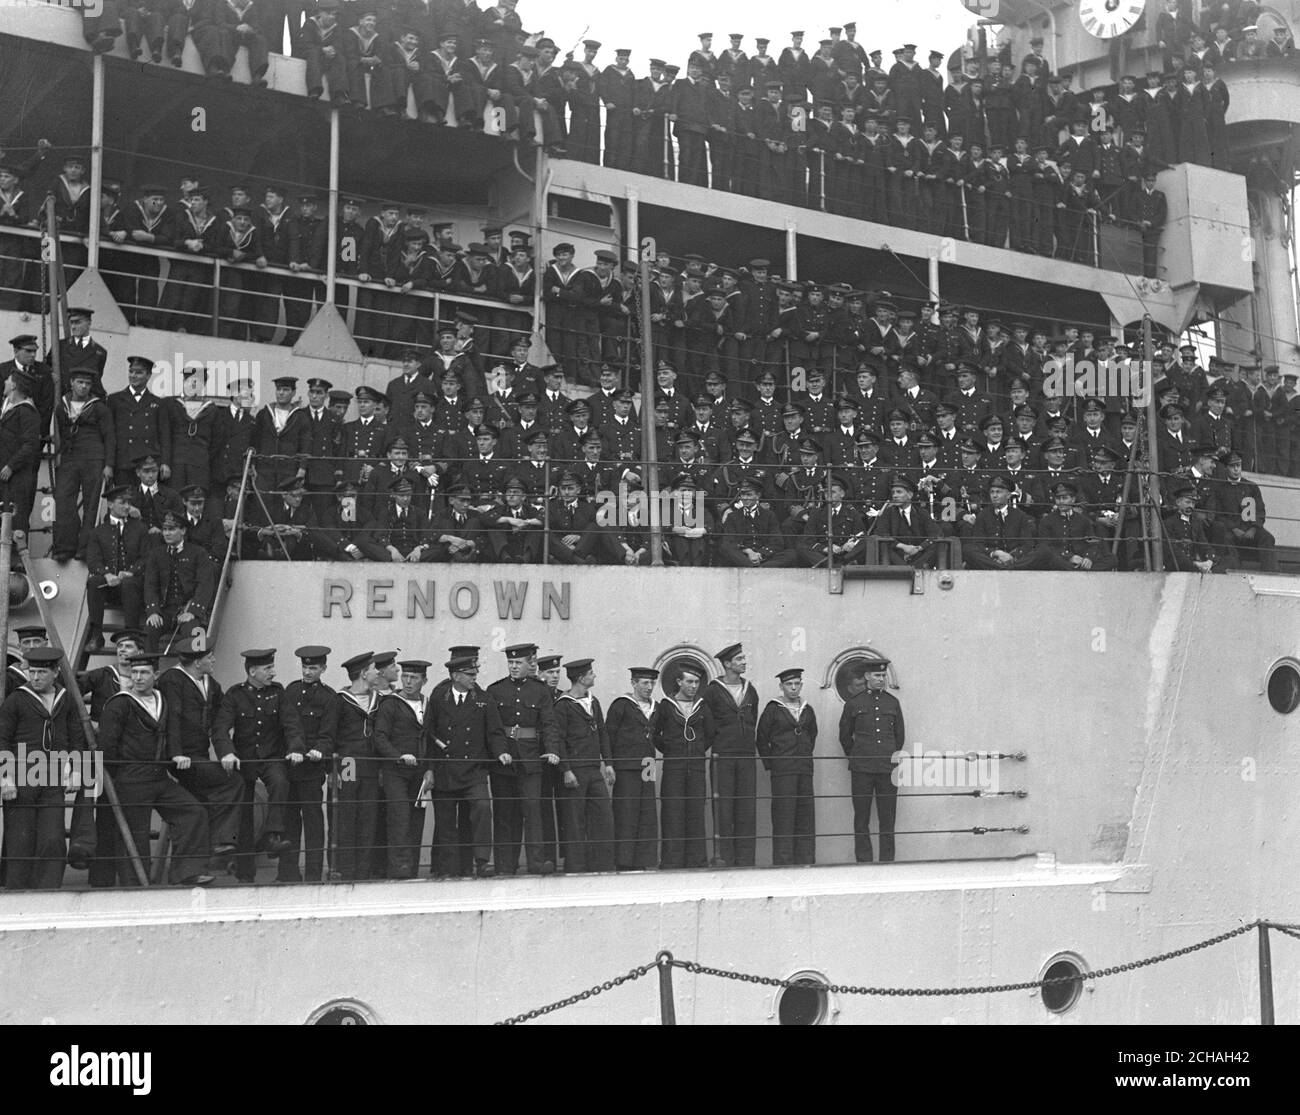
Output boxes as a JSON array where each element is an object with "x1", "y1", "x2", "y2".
[
  {"x1": 432, "y1": 781, "x2": 491, "y2": 875},
  {"x1": 278, "y1": 772, "x2": 326, "y2": 882},
  {"x1": 114, "y1": 775, "x2": 212, "y2": 884},
  {"x1": 677, "y1": 129, "x2": 708, "y2": 186},
  {"x1": 1228, "y1": 526, "x2": 1278, "y2": 572},
  {"x1": 174, "y1": 760, "x2": 242, "y2": 849},
  {"x1": 712, "y1": 753, "x2": 756, "y2": 866},
  {"x1": 659, "y1": 754, "x2": 707, "y2": 868},
  {"x1": 488, "y1": 765, "x2": 522, "y2": 873},
  {"x1": 67, "y1": 786, "x2": 99, "y2": 861},
  {"x1": 380, "y1": 765, "x2": 424, "y2": 878},
  {"x1": 770, "y1": 767, "x2": 815, "y2": 866},
  {"x1": 52, "y1": 457, "x2": 104, "y2": 558},
  {"x1": 2, "y1": 788, "x2": 67, "y2": 889},
  {"x1": 850, "y1": 769, "x2": 898, "y2": 862},
  {"x1": 562, "y1": 765, "x2": 614, "y2": 872},
  {"x1": 160, "y1": 257, "x2": 214, "y2": 333},
  {"x1": 88, "y1": 795, "x2": 120, "y2": 886},
  {"x1": 87, "y1": 579, "x2": 145, "y2": 634},
  {"x1": 489, "y1": 766, "x2": 546, "y2": 873},
  {"x1": 1142, "y1": 229, "x2": 1161, "y2": 278},
  {"x1": 540, "y1": 762, "x2": 566, "y2": 865},
  {"x1": 335, "y1": 775, "x2": 379, "y2": 880},
  {"x1": 233, "y1": 759, "x2": 289, "y2": 879},
  {"x1": 611, "y1": 760, "x2": 658, "y2": 869}
]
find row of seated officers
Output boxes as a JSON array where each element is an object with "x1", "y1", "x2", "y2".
[
  {"x1": 0, "y1": 638, "x2": 904, "y2": 886},
  {"x1": 73, "y1": 412, "x2": 1277, "y2": 642}
]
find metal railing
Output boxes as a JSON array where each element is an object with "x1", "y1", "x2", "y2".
[{"x1": 0, "y1": 226, "x2": 534, "y2": 355}]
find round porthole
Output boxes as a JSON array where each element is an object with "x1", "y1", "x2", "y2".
[
  {"x1": 828, "y1": 650, "x2": 893, "y2": 701},
  {"x1": 306, "y1": 999, "x2": 378, "y2": 1025},
  {"x1": 1266, "y1": 662, "x2": 1300, "y2": 715},
  {"x1": 656, "y1": 647, "x2": 715, "y2": 699},
  {"x1": 777, "y1": 973, "x2": 830, "y2": 1025},
  {"x1": 1039, "y1": 954, "x2": 1086, "y2": 1015}
]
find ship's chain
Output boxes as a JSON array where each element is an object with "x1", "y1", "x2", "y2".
[
  {"x1": 672, "y1": 921, "x2": 1260, "y2": 998},
  {"x1": 496, "y1": 922, "x2": 1268, "y2": 1021},
  {"x1": 495, "y1": 962, "x2": 655, "y2": 1025}
]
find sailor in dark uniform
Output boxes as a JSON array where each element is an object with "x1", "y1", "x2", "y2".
[
  {"x1": 98, "y1": 652, "x2": 215, "y2": 886},
  {"x1": 703, "y1": 642, "x2": 759, "y2": 868},
  {"x1": 332, "y1": 651, "x2": 381, "y2": 881},
  {"x1": 604, "y1": 666, "x2": 660, "y2": 870},
  {"x1": 0, "y1": 647, "x2": 87, "y2": 890},
  {"x1": 653, "y1": 662, "x2": 715, "y2": 869},
  {"x1": 554, "y1": 658, "x2": 615, "y2": 873},
  {"x1": 156, "y1": 637, "x2": 242, "y2": 864},
  {"x1": 756, "y1": 667, "x2": 818, "y2": 866},
  {"x1": 52, "y1": 367, "x2": 114, "y2": 562},
  {"x1": 374, "y1": 658, "x2": 433, "y2": 878}
]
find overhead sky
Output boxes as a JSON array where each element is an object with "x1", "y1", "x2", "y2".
[{"x1": 521, "y1": 0, "x2": 981, "y2": 71}]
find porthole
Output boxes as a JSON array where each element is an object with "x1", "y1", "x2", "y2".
[
  {"x1": 825, "y1": 648, "x2": 895, "y2": 701},
  {"x1": 655, "y1": 645, "x2": 715, "y2": 699},
  {"x1": 306, "y1": 999, "x2": 378, "y2": 1025},
  {"x1": 1039, "y1": 954, "x2": 1086, "y2": 1015},
  {"x1": 777, "y1": 972, "x2": 830, "y2": 1025},
  {"x1": 1266, "y1": 661, "x2": 1300, "y2": 715}
]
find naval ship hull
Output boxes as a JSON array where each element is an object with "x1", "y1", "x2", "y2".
[{"x1": 0, "y1": 563, "x2": 1296, "y2": 1025}]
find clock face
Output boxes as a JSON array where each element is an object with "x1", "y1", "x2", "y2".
[{"x1": 1078, "y1": 0, "x2": 1145, "y2": 39}]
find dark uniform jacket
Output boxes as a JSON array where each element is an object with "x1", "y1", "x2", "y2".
[
  {"x1": 46, "y1": 335, "x2": 109, "y2": 381},
  {"x1": 55, "y1": 393, "x2": 114, "y2": 462},
  {"x1": 702, "y1": 677, "x2": 759, "y2": 756},
  {"x1": 966, "y1": 504, "x2": 1038, "y2": 560},
  {"x1": 554, "y1": 693, "x2": 609, "y2": 772},
  {"x1": 1036, "y1": 508, "x2": 1101, "y2": 559},
  {"x1": 484, "y1": 674, "x2": 559, "y2": 774},
  {"x1": 210, "y1": 405, "x2": 256, "y2": 486},
  {"x1": 157, "y1": 666, "x2": 223, "y2": 760},
  {"x1": 339, "y1": 416, "x2": 389, "y2": 484},
  {"x1": 251, "y1": 404, "x2": 310, "y2": 477},
  {"x1": 374, "y1": 692, "x2": 429, "y2": 772},
  {"x1": 99, "y1": 690, "x2": 169, "y2": 783},
  {"x1": 875, "y1": 502, "x2": 939, "y2": 546},
  {"x1": 839, "y1": 687, "x2": 904, "y2": 773},
  {"x1": 652, "y1": 696, "x2": 714, "y2": 758},
  {"x1": 78, "y1": 665, "x2": 131, "y2": 720},
  {"x1": 0, "y1": 685, "x2": 87, "y2": 759},
  {"x1": 283, "y1": 678, "x2": 338, "y2": 781},
  {"x1": 334, "y1": 689, "x2": 379, "y2": 780},
  {"x1": 426, "y1": 684, "x2": 508, "y2": 792},
  {"x1": 756, "y1": 699, "x2": 817, "y2": 774},
  {"x1": 107, "y1": 387, "x2": 170, "y2": 472},
  {"x1": 604, "y1": 694, "x2": 657, "y2": 772},
  {"x1": 718, "y1": 504, "x2": 787, "y2": 560},
  {"x1": 213, "y1": 680, "x2": 303, "y2": 761},
  {"x1": 143, "y1": 541, "x2": 216, "y2": 622}
]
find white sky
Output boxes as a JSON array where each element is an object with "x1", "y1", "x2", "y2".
[{"x1": 523, "y1": 0, "x2": 979, "y2": 71}]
